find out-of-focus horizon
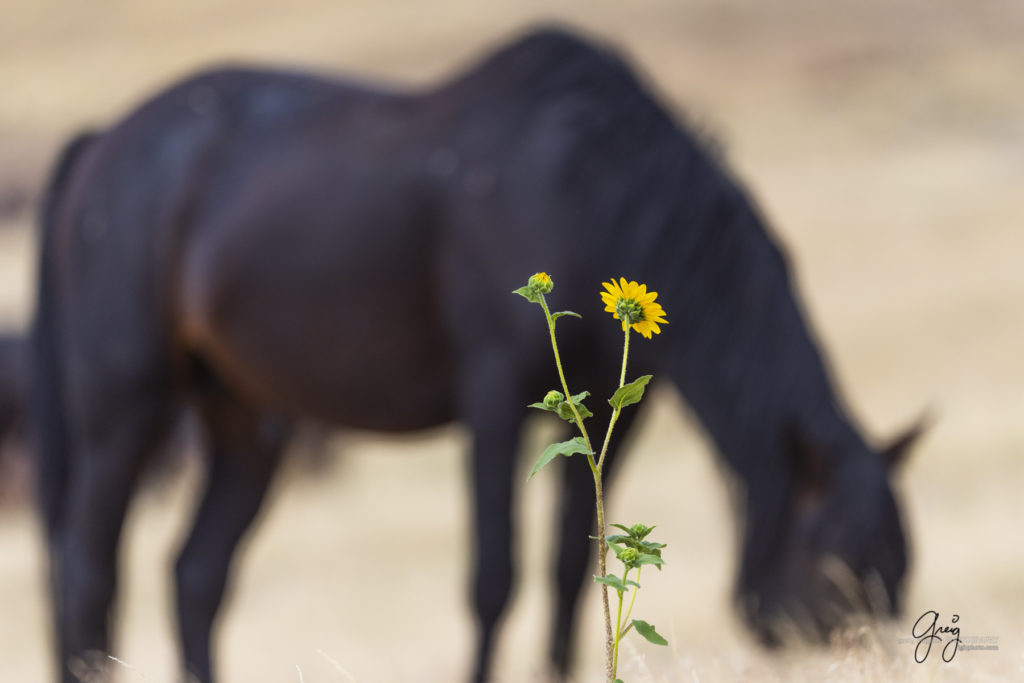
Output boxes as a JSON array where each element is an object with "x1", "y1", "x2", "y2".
[{"x1": 1, "y1": 1, "x2": 1022, "y2": 681}]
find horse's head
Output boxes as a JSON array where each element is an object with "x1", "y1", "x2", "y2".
[{"x1": 740, "y1": 419, "x2": 925, "y2": 645}]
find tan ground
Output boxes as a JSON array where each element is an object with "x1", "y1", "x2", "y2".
[{"x1": 1, "y1": 1, "x2": 1022, "y2": 681}]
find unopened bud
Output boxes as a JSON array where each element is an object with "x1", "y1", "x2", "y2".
[
  {"x1": 630, "y1": 523, "x2": 651, "y2": 538},
  {"x1": 528, "y1": 272, "x2": 554, "y2": 294},
  {"x1": 543, "y1": 390, "x2": 565, "y2": 409}
]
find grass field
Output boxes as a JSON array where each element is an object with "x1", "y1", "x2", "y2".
[{"x1": 1, "y1": 1, "x2": 1022, "y2": 680}]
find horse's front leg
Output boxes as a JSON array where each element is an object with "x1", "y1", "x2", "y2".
[
  {"x1": 550, "y1": 407, "x2": 639, "y2": 678},
  {"x1": 459, "y1": 351, "x2": 527, "y2": 683}
]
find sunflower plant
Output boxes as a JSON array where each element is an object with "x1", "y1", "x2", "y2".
[{"x1": 514, "y1": 273, "x2": 669, "y2": 683}]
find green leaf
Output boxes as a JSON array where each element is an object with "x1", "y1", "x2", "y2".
[
  {"x1": 528, "y1": 437, "x2": 593, "y2": 480},
  {"x1": 527, "y1": 402, "x2": 553, "y2": 412},
  {"x1": 569, "y1": 392, "x2": 592, "y2": 421},
  {"x1": 638, "y1": 540, "x2": 667, "y2": 552},
  {"x1": 635, "y1": 552, "x2": 665, "y2": 570},
  {"x1": 629, "y1": 523, "x2": 656, "y2": 540},
  {"x1": 555, "y1": 401, "x2": 592, "y2": 423},
  {"x1": 593, "y1": 574, "x2": 639, "y2": 594},
  {"x1": 610, "y1": 523, "x2": 636, "y2": 537},
  {"x1": 608, "y1": 375, "x2": 653, "y2": 410},
  {"x1": 631, "y1": 619, "x2": 668, "y2": 646},
  {"x1": 555, "y1": 401, "x2": 576, "y2": 421},
  {"x1": 574, "y1": 407, "x2": 593, "y2": 422},
  {"x1": 551, "y1": 310, "x2": 582, "y2": 321},
  {"x1": 512, "y1": 286, "x2": 541, "y2": 304},
  {"x1": 609, "y1": 524, "x2": 659, "y2": 543}
]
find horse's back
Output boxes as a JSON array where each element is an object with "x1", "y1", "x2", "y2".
[
  {"x1": 162, "y1": 60, "x2": 586, "y2": 425},
  {"x1": 47, "y1": 31, "x2": 647, "y2": 427},
  {"x1": 41, "y1": 68, "x2": 422, "y2": 419},
  {"x1": 120, "y1": 71, "x2": 480, "y2": 429}
]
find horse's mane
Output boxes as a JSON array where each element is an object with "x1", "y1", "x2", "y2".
[
  {"x1": 450, "y1": 26, "x2": 640, "y2": 98},
  {"x1": 449, "y1": 27, "x2": 731, "y2": 268}
]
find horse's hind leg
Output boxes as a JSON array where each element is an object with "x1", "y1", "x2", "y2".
[
  {"x1": 58, "y1": 388, "x2": 174, "y2": 681},
  {"x1": 175, "y1": 376, "x2": 289, "y2": 683}
]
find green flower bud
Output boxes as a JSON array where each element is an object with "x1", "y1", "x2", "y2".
[
  {"x1": 528, "y1": 272, "x2": 554, "y2": 294},
  {"x1": 630, "y1": 523, "x2": 653, "y2": 539},
  {"x1": 619, "y1": 547, "x2": 639, "y2": 568},
  {"x1": 543, "y1": 390, "x2": 565, "y2": 409}
]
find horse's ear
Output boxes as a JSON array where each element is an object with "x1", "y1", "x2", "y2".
[{"x1": 882, "y1": 412, "x2": 931, "y2": 470}]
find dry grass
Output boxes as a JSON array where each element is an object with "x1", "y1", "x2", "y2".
[{"x1": 1, "y1": 1, "x2": 1022, "y2": 681}]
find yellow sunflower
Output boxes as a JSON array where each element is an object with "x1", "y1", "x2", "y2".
[{"x1": 600, "y1": 278, "x2": 668, "y2": 339}]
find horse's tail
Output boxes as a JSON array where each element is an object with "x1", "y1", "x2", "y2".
[{"x1": 31, "y1": 130, "x2": 98, "y2": 536}]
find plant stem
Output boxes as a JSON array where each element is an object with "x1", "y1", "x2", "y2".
[
  {"x1": 619, "y1": 320, "x2": 631, "y2": 388},
  {"x1": 538, "y1": 296, "x2": 594, "y2": 464},
  {"x1": 538, "y1": 295, "x2": 612, "y2": 677},
  {"x1": 596, "y1": 324, "x2": 631, "y2": 472},
  {"x1": 622, "y1": 566, "x2": 642, "y2": 629},
  {"x1": 612, "y1": 571, "x2": 628, "y2": 679},
  {"x1": 597, "y1": 323, "x2": 635, "y2": 681},
  {"x1": 592, "y1": 466, "x2": 613, "y2": 680},
  {"x1": 538, "y1": 296, "x2": 635, "y2": 683}
]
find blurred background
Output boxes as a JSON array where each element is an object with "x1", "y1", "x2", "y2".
[{"x1": 1, "y1": 0, "x2": 1021, "y2": 680}]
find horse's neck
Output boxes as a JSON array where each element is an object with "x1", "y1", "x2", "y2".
[
  {"x1": 573, "y1": 119, "x2": 865, "y2": 477},
  {"x1": 656, "y1": 199, "x2": 856, "y2": 479}
]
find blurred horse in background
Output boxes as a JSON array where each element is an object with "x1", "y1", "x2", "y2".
[{"x1": 31, "y1": 26, "x2": 922, "y2": 683}]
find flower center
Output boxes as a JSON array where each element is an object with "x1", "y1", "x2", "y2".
[{"x1": 616, "y1": 298, "x2": 645, "y2": 325}]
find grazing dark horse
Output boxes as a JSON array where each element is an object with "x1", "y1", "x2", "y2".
[{"x1": 32, "y1": 27, "x2": 920, "y2": 682}]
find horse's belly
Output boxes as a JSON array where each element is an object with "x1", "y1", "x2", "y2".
[
  {"x1": 283, "y1": 352, "x2": 457, "y2": 432},
  {"x1": 179, "y1": 238, "x2": 457, "y2": 431},
  {"x1": 194, "y1": 313, "x2": 456, "y2": 431}
]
